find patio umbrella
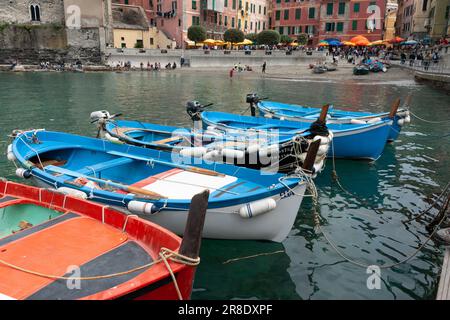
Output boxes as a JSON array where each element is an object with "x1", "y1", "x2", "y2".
[
  {"x1": 369, "y1": 40, "x2": 384, "y2": 46},
  {"x1": 214, "y1": 40, "x2": 225, "y2": 46},
  {"x1": 318, "y1": 42, "x2": 329, "y2": 47},
  {"x1": 328, "y1": 40, "x2": 342, "y2": 46},
  {"x1": 388, "y1": 36, "x2": 404, "y2": 44},
  {"x1": 288, "y1": 42, "x2": 299, "y2": 46},
  {"x1": 403, "y1": 40, "x2": 418, "y2": 45},
  {"x1": 350, "y1": 35, "x2": 369, "y2": 44},
  {"x1": 202, "y1": 39, "x2": 216, "y2": 45},
  {"x1": 342, "y1": 41, "x2": 355, "y2": 46}
]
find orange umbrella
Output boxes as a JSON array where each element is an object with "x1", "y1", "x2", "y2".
[
  {"x1": 342, "y1": 41, "x2": 355, "y2": 46},
  {"x1": 318, "y1": 42, "x2": 329, "y2": 47},
  {"x1": 389, "y1": 36, "x2": 405, "y2": 44},
  {"x1": 349, "y1": 35, "x2": 370, "y2": 45}
]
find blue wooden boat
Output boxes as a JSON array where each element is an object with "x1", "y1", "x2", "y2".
[
  {"x1": 91, "y1": 107, "x2": 332, "y2": 174},
  {"x1": 8, "y1": 129, "x2": 316, "y2": 242},
  {"x1": 253, "y1": 96, "x2": 410, "y2": 142},
  {"x1": 199, "y1": 110, "x2": 392, "y2": 161}
]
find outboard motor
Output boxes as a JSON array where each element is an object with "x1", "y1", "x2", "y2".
[
  {"x1": 186, "y1": 101, "x2": 214, "y2": 122},
  {"x1": 246, "y1": 93, "x2": 260, "y2": 117}
]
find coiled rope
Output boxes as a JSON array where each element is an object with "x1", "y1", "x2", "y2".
[{"x1": 0, "y1": 247, "x2": 199, "y2": 300}]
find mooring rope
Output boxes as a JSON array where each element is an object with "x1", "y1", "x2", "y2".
[
  {"x1": 409, "y1": 110, "x2": 450, "y2": 124},
  {"x1": 316, "y1": 138, "x2": 450, "y2": 269},
  {"x1": 0, "y1": 247, "x2": 199, "y2": 300}
]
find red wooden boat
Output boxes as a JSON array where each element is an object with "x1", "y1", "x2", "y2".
[{"x1": 0, "y1": 179, "x2": 207, "y2": 300}]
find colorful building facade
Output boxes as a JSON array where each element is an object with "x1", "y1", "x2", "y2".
[
  {"x1": 270, "y1": 0, "x2": 386, "y2": 45},
  {"x1": 396, "y1": 0, "x2": 449, "y2": 41}
]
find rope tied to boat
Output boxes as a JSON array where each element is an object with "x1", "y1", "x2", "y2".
[
  {"x1": 315, "y1": 137, "x2": 450, "y2": 269},
  {"x1": 0, "y1": 247, "x2": 200, "y2": 300}
]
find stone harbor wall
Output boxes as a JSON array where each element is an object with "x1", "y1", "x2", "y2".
[{"x1": 0, "y1": 25, "x2": 102, "y2": 64}]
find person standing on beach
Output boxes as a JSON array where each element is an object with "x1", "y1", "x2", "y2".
[
  {"x1": 229, "y1": 68, "x2": 234, "y2": 78},
  {"x1": 262, "y1": 61, "x2": 266, "y2": 73}
]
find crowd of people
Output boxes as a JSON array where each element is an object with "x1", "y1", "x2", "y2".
[
  {"x1": 114, "y1": 61, "x2": 180, "y2": 71},
  {"x1": 323, "y1": 38, "x2": 448, "y2": 71}
]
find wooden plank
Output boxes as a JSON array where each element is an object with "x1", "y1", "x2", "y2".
[
  {"x1": 153, "y1": 136, "x2": 183, "y2": 145},
  {"x1": 437, "y1": 248, "x2": 450, "y2": 300},
  {"x1": 34, "y1": 159, "x2": 67, "y2": 170}
]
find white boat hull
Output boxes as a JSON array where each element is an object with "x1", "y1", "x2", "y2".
[{"x1": 33, "y1": 178, "x2": 306, "y2": 242}]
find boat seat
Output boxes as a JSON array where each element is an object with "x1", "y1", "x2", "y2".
[
  {"x1": 130, "y1": 168, "x2": 238, "y2": 199},
  {"x1": 78, "y1": 157, "x2": 134, "y2": 176},
  {"x1": 153, "y1": 136, "x2": 183, "y2": 145}
]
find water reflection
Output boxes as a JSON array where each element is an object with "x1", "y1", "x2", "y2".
[{"x1": 0, "y1": 71, "x2": 448, "y2": 300}]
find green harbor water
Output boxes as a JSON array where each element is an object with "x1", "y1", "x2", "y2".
[{"x1": 0, "y1": 71, "x2": 449, "y2": 299}]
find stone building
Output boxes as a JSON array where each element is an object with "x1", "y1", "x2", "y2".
[{"x1": 0, "y1": 0, "x2": 114, "y2": 64}]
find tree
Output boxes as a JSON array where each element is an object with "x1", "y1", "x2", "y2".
[
  {"x1": 297, "y1": 33, "x2": 308, "y2": 45},
  {"x1": 224, "y1": 28, "x2": 244, "y2": 44},
  {"x1": 257, "y1": 30, "x2": 281, "y2": 46},
  {"x1": 280, "y1": 34, "x2": 293, "y2": 44},
  {"x1": 187, "y1": 25, "x2": 206, "y2": 45}
]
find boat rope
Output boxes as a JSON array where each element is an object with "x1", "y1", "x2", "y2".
[
  {"x1": 222, "y1": 250, "x2": 285, "y2": 264},
  {"x1": 316, "y1": 140, "x2": 450, "y2": 269},
  {"x1": 409, "y1": 110, "x2": 450, "y2": 124},
  {"x1": 17, "y1": 134, "x2": 46, "y2": 173},
  {"x1": 0, "y1": 247, "x2": 199, "y2": 300},
  {"x1": 402, "y1": 182, "x2": 450, "y2": 224}
]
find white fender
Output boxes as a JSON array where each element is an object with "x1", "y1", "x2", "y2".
[
  {"x1": 367, "y1": 117, "x2": 382, "y2": 124},
  {"x1": 204, "y1": 150, "x2": 222, "y2": 161},
  {"x1": 57, "y1": 187, "x2": 88, "y2": 199},
  {"x1": 7, "y1": 152, "x2": 16, "y2": 162},
  {"x1": 313, "y1": 135, "x2": 329, "y2": 146},
  {"x1": 404, "y1": 115, "x2": 411, "y2": 124},
  {"x1": 15, "y1": 168, "x2": 31, "y2": 179},
  {"x1": 397, "y1": 119, "x2": 405, "y2": 126},
  {"x1": 317, "y1": 144, "x2": 329, "y2": 156},
  {"x1": 238, "y1": 198, "x2": 277, "y2": 219},
  {"x1": 279, "y1": 117, "x2": 286, "y2": 121},
  {"x1": 6, "y1": 144, "x2": 16, "y2": 162},
  {"x1": 128, "y1": 201, "x2": 156, "y2": 215},
  {"x1": 259, "y1": 144, "x2": 280, "y2": 157},
  {"x1": 350, "y1": 119, "x2": 367, "y2": 125},
  {"x1": 221, "y1": 148, "x2": 245, "y2": 160},
  {"x1": 105, "y1": 133, "x2": 123, "y2": 144},
  {"x1": 180, "y1": 147, "x2": 208, "y2": 158},
  {"x1": 246, "y1": 143, "x2": 260, "y2": 155}
]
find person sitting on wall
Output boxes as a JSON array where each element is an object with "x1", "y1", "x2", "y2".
[{"x1": 172, "y1": 62, "x2": 177, "y2": 69}]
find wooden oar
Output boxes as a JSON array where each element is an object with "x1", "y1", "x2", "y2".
[
  {"x1": 46, "y1": 166, "x2": 166, "y2": 200},
  {"x1": 302, "y1": 140, "x2": 321, "y2": 172},
  {"x1": 107, "y1": 150, "x2": 226, "y2": 177},
  {"x1": 388, "y1": 98, "x2": 401, "y2": 118}
]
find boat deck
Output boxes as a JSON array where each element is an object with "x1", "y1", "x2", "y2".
[
  {"x1": 0, "y1": 208, "x2": 152, "y2": 300},
  {"x1": 437, "y1": 247, "x2": 450, "y2": 300}
]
